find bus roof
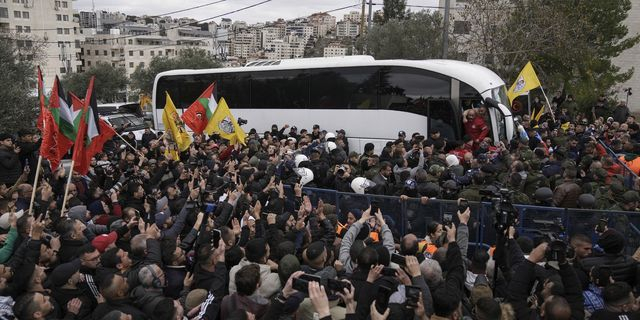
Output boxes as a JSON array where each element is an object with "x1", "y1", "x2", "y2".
[{"x1": 155, "y1": 55, "x2": 506, "y2": 96}]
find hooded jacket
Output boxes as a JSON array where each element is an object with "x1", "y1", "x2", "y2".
[{"x1": 228, "y1": 258, "x2": 281, "y2": 299}]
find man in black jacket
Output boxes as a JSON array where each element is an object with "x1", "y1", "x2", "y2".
[
  {"x1": 508, "y1": 242, "x2": 584, "y2": 320},
  {"x1": 582, "y1": 229, "x2": 639, "y2": 288},
  {"x1": 0, "y1": 133, "x2": 22, "y2": 187}
]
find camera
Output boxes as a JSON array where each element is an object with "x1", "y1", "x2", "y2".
[
  {"x1": 480, "y1": 187, "x2": 518, "y2": 232},
  {"x1": 237, "y1": 118, "x2": 248, "y2": 126},
  {"x1": 336, "y1": 165, "x2": 346, "y2": 177},
  {"x1": 545, "y1": 240, "x2": 568, "y2": 263}
]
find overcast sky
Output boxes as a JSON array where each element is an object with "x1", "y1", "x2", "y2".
[{"x1": 73, "y1": 0, "x2": 439, "y2": 24}]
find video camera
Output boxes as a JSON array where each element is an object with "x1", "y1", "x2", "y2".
[{"x1": 480, "y1": 187, "x2": 518, "y2": 232}]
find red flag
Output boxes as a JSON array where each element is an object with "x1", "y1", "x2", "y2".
[{"x1": 181, "y1": 83, "x2": 216, "y2": 134}]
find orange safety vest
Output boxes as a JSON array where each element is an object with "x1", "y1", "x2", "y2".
[
  {"x1": 369, "y1": 231, "x2": 379, "y2": 243},
  {"x1": 619, "y1": 155, "x2": 640, "y2": 175},
  {"x1": 336, "y1": 222, "x2": 348, "y2": 238}
]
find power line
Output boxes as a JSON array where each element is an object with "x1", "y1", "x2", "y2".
[
  {"x1": 5, "y1": 0, "x2": 230, "y2": 32},
  {"x1": 3, "y1": 0, "x2": 272, "y2": 44}
]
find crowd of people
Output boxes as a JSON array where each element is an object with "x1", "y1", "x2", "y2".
[{"x1": 0, "y1": 93, "x2": 638, "y2": 319}]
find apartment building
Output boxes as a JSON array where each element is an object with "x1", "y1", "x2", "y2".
[{"x1": 0, "y1": 0, "x2": 84, "y2": 89}]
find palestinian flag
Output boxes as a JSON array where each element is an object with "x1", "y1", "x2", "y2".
[
  {"x1": 69, "y1": 91, "x2": 88, "y2": 175},
  {"x1": 85, "y1": 79, "x2": 116, "y2": 158},
  {"x1": 181, "y1": 82, "x2": 217, "y2": 134},
  {"x1": 47, "y1": 76, "x2": 75, "y2": 167}
]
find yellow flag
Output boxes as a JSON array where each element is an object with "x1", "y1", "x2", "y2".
[
  {"x1": 507, "y1": 61, "x2": 542, "y2": 103},
  {"x1": 204, "y1": 97, "x2": 247, "y2": 145},
  {"x1": 162, "y1": 92, "x2": 192, "y2": 152}
]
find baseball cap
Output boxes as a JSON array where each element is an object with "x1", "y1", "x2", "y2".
[{"x1": 92, "y1": 232, "x2": 118, "y2": 253}]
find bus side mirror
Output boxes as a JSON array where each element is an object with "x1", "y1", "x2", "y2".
[{"x1": 484, "y1": 97, "x2": 500, "y2": 109}]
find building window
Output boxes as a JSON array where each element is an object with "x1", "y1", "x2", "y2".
[
  {"x1": 21, "y1": 11, "x2": 28, "y2": 19},
  {"x1": 64, "y1": 28, "x2": 69, "y2": 34},
  {"x1": 128, "y1": 39, "x2": 132, "y2": 45},
  {"x1": 60, "y1": 67, "x2": 66, "y2": 74},
  {"x1": 62, "y1": 1, "x2": 67, "y2": 8},
  {"x1": 128, "y1": 50, "x2": 133, "y2": 56},
  {"x1": 54, "y1": 0, "x2": 60, "y2": 7},
  {"x1": 12, "y1": 0, "x2": 18, "y2": 3},
  {"x1": 129, "y1": 62, "x2": 134, "y2": 68},
  {"x1": 158, "y1": 51, "x2": 162, "y2": 56},
  {"x1": 94, "y1": 50, "x2": 98, "y2": 55},
  {"x1": 24, "y1": 26, "x2": 30, "y2": 33},
  {"x1": 74, "y1": 39, "x2": 79, "y2": 48},
  {"x1": 56, "y1": 28, "x2": 62, "y2": 34},
  {"x1": 13, "y1": 10, "x2": 20, "y2": 18},
  {"x1": 86, "y1": 50, "x2": 90, "y2": 55},
  {"x1": 87, "y1": 61, "x2": 91, "y2": 66},
  {"x1": 139, "y1": 50, "x2": 144, "y2": 56},
  {"x1": 111, "y1": 63, "x2": 115, "y2": 67},
  {"x1": 0, "y1": 8, "x2": 7, "y2": 18},
  {"x1": 15, "y1": 25, "x2": 21, "y2": 33},
  {"x1": 139, "y1": 62, "x2": 144, "y2": 67},
  {"x1": 25, "y1": 40, "x2": 32, "y2": 47},
  {"x1": 63, "y1": 15, "x2": 68, "y2": 21},
  {"x1": 103, "y1": 50, "x2": 107, "y2": 56},
  {"x1": 150, "y1": 51, "x2": 154, "y2": 56},
  {"x1": 111, "y1": 51, "x2": 114, "y2": 57},
  {"x1": 56, "y1": 14, "x2": 61, "y2": 21}
]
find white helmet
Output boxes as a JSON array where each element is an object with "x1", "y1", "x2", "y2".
[
  {"x1": 294, "y1": 167, "x2": 314, "y2": 186},
  {"x1": 350, "y1": 177, "x2": 376, "y2": 195},
  {"x1": 294, "y1": 154, "x2": 309, "y2": 168},
  {"x1": 325, "y1": 132, "x2": 336, "y2": 140},
  {"x1": 327, "y1": 142, "x2": 337, "y2": 152}
]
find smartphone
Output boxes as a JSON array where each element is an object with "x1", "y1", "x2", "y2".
[
  {"x1": 375, "y1": 286, "x2": 393, "y2": 314},
  {"x1": 381, "y1": 267, "x2": 397, "y2": 277},
  {"x1": 134, "y1": 209, "x2": 141, "y2": 219},
  {"x1": 212, "y1": 229, "x2": 221, "y2": 248},
  {"x1": 458, "y1": 199, "x2": 469, "y2": 213},
  {"x1": 443, "y1": 213, "x2": 453, "y2": 228},
  {"x1": 370, "y1": 200, "x2": 379, "y2": 214},
  {"x1": 391, "y1": 253, "x2": 406, "y2": 266},
  {"x1": 327, "y1": 278, "x2": 351, "y2": 293},
  {"x1": 292, "y1": 278, "x2": 309, "y2": 292},
  {"x1": 299, "y1": 274, "x2": 321, "y2": 283},
  {"x1": 596, "y1": 219, "x2": 608, "y2": 233},
  {"x1": 405, "y1": 285, "x2": 421, "y2": 308}
]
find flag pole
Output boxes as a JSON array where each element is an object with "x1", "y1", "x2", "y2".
[
  {"x1": 539, "y1": 86, "x2": 556, "y2": 122},
  {"x1": 108, "y1": 126, "x2": 141, "y2": 154},
  {"x1": 27, "y1": 155, "x2": 43, "y2": 216},
  {"x1": 60, "y1": 160, "x2": 74, "y2": 215}
]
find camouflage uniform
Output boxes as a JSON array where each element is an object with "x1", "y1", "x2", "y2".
[{"x1": 458, "y1": 184, "x2": 484, "y2": 202}]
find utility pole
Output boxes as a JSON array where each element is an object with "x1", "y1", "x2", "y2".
[
  {"x1": 367, "y1": 0, "x2": 373, "y2": 30},
  {"x1": 442, "y1": 0, "x2": 450, "y2": 59},
  {"x1": 360, "y1": 0, "x2": 366, "y2": 36}
]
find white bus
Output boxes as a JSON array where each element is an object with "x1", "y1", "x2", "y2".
[{"x1": 152, "y1": 56, "x2": 514, "y2": 151}]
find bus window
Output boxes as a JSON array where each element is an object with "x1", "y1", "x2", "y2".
[
  {"x1": 428, "y1": 100, "x2": 458, "y2": 141},
  {"x1": 219, "y1": 74, "x2": 251, "y2": 108},
  {"x1": 155, "y1": 74, "x2": 220, "y2": 110},
  {"x1": 379, "y1": 67, "x2": 450, "y2": 113},
  {"x1": 250, "y1": 70, "x2": 309, "y2": 109},
  {"x1": 309, "y1": 67, "x2": 378, "y2": 109},
  {"x1": 459, "y1": 81, "x2": 482, "y2": 110}
]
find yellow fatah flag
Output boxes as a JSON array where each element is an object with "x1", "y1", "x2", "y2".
[
  {"x1": 162, "y1": 92, "x2": 192, "y2": 152},
  {"x1": 204, "y1": 97, "x2": 247, "y2": 145},
  {"x1": 507, "y1": 61, "x2": 542, "y2": 103}
]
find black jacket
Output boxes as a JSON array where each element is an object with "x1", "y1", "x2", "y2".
[
  {"x1": 0, "y1": 145, "x2": 21, "y2": 185},
  {"x1": 582, "y1": 253, "x2": 640, "y2": 288},
  {"x1": 92, "y1": 297, "x2": 148, "y2": 320}
]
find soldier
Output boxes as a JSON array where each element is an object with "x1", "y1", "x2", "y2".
[
  {"x1": 458, "y1": 173, "x2": 485, "y2": 201},
  {"x1": 508, "y1": 173, "x2": 531, "y2": 205},
  {"x1": 523, "y1": 159, "x2": 549, "y2": 200},
  {"x1": 596, "y1": 183, "x2": 625, "y2": 210},
  {"x1": 609, "y1": 190, "x2": 639, "y2": 212}
]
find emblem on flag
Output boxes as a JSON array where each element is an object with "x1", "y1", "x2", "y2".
[
  {"x1": 514, "y1": 75, "x2": 526, "y2": 93},
  {"x1": 218, "y1": 117, "x2": 235, "y2": 134}
]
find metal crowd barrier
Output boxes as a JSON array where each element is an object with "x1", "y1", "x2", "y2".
[{"x1": 283, "y1": 186, "x2": 640, "y2": 255}]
